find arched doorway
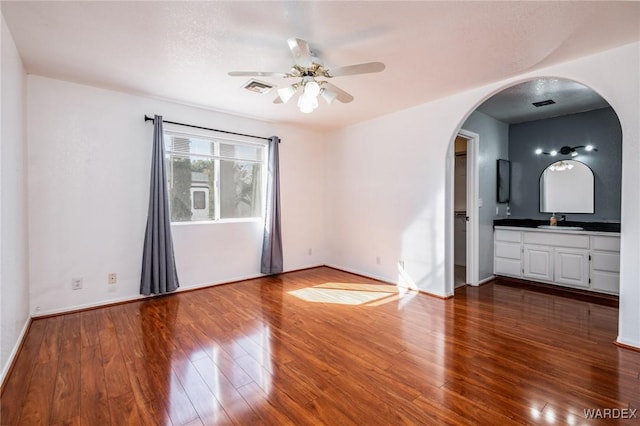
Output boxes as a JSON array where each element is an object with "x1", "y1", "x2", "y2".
[{"x1": 447, "y1": 77, "x2": 622, "y2": 296}]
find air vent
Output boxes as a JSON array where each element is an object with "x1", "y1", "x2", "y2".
[
  {"x1": 243, "y1": 79, "x2": 273, "y2": 94},
  {"x1": 532, "y1": 99, "x2": 556, "y2": 107}
]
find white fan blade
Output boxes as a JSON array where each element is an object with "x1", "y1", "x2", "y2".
[
  {"x1": 228, "y1": 71, "x2": 289, "y2": 78},
  {"x1": 326, "y1": 62, "x2": 385, "y2": 77},
  {"x1": 287, "y1": 38, "x2": 313, "y2": 68},
  {"x1": 322, "y1": 82, "x2": 354, "y2": 103}
]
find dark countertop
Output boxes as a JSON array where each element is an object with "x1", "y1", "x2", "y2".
[{"x1": 493, "y1": 218, "x2": 620, "y2": 233}]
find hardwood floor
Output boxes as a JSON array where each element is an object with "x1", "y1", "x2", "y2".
[{"x1": 2, "y1": 266, "x2": 639, "y2": 425}]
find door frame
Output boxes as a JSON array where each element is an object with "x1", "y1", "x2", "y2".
[{"x1": 453, "y1": 130, "x2": 479, "y2": 287}]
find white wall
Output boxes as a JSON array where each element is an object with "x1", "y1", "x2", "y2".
[
  {"x1": 461, "y1": 110, "x2": 509, "y2": 281},
  {"x1": 325, "y1": 42, "x2": 640, "y2": 348},
  {"x1": 1, "y1": 13, "x2": 30, "y2": 383},
  {"x1": 27, "y1": 76, "x2": 325, "y2": 315}
]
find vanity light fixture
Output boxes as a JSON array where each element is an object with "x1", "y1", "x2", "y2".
[{"x1": 534, "y1": 145, "x2": 597, "y2": 156}]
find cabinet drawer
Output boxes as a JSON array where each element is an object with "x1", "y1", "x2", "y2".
[
  {"x1": 523, "y1": 232, "x2": 589, "y2": 249},
  {"x1": 495, "y1": 230, "x2": 521, "y2": 243},
  {"x1": 591, "y1": 235, "x2": 620, "y2": 252},
  {"x1": 495, "y1": 242, "x2": 521, "y2": 260},
  {"x1": 591, "y1": 251, "x2": 620, "y2": 273},
  {"x1": 495, "y1": 258, "x2": 522, "y2": 277},
  {"x1": 590, "y1": 270, "x2": 620, "y2": 295}
]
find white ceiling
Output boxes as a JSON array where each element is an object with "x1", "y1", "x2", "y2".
[{"x1": 3, "y1": 1, "x2": 640, "y2": 131}]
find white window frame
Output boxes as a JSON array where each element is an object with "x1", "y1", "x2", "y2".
[{"x1": 163, "y1": 128, "x2": 268, "y2": 224}]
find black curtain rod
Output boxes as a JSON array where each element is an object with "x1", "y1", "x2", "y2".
[{"x1": 144, "y1": 115, "x2": 272, "y2": 142}]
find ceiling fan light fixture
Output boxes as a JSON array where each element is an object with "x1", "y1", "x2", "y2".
[
  {"x1": 299, "y1": 101, "x2": 315, "y2": 114},
  {"x1": 304, "y1": 80, "x2": 321, "y2": 97},
  {"x1": 229, "y1": 37, "x2": 385, "y2": 114},
  {"x1": 298, "y1": 93, "x2": 318, "y2": 113},
  {"x1": 320, "y1": 87, "x2": 337, "y2": 105},
  {"x1": 277, "y1": 85, "x2": 297, "y2": 104}
]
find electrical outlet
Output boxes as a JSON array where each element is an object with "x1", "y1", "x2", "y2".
[
  {"x1": 376, "y1": 256, "x2": 381, "y2": 265},
  {"x1": 308, "y1": 248, "x2": 313, "y2": 256},
  {"x1": 72, "y1": 277, "x2": 83, "y2": 290},
  {"x1": 108, "y1": 273, "x2": 117, "y2": 284}
]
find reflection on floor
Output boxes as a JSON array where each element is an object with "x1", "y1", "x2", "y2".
[
  {"x1": 2, "y1": 266, "x2": 639, "y2": 425},
  {"x1": 454, "y1": 264, "x2": 466, "y2": 287}
]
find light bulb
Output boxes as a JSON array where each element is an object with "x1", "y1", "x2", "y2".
[
  {"x1": 571, "y1": 150, "x2": 578, "y2": 157},
  {"x1": 535, "y1": 148, "x2": 542, "y2": 155},
  {"x1": 304, "y1": 81, "x2": 321, "y2": 97},
  {"x1": 550, "y1": 150, "x2": 557, "y2": 156},
  {"x1": 585, "y1": 145, "x2": 593, "y2": 151},
  {"x1": 298, "y1": 93, "x2": 318, "y2": 113},
  {"x1": 299, "y1": 103, "x2": 314, "y2": 113}
]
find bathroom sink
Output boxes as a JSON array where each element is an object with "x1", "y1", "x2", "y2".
[{"x1": 537, "y1": 225, "x2": 584, "y2": 231}]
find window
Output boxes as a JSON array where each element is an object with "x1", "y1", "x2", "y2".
[{"x1": 164, "y1": 131, "x2": 266, "y2": 223}]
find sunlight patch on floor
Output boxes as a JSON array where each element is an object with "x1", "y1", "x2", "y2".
[{"x1": 288, "y1": 282, "x2": 416, "y2": 306}]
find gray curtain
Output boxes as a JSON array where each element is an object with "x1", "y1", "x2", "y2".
[
  {"x1": 261, "y1": 136, "x2": 283, "y2": 274},
  {"x1": 140, "y1": 115, "x2": 180, "y2": 295}
]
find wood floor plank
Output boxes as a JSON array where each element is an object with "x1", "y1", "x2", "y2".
[
  {"x1": 79, "y1": 344, "x2": 111, "y2": 426},
  {"x1": 172, "y1": 358, "x2": 233, "y2": 425},
  {"x1": 17, "y1": 361, "x2": 57, "y2": 425},
  {"x1": 79, "y1": 310, "x2": 100, "y2": 348},
  {"x1": 95, "y1": 309, "x2": 131, "y2": 400},
  {"x1": 50, "y1": 314, "x2": 82, "y2": 425},
  {"x1": 3, "y1": 267, "x2": 640, "y2": 425},
  {"x1": 0, "y1": 320, "x2": 46, "y2": 425},
  {"x1": 235, "y1": 382, "x2": 296, "y2": 426},
  {"x1": 191, "y1": 356, "x2": 262, "y2": 424}
]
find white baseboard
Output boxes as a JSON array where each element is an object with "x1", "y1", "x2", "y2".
[
  {"x1": 616, "y1": 336, "x2": 640, "y2": 350},
  {"x1": 325, "y1": 263, "x2": 398, "y2": 285},
  {"x1": 324, "y1": 263, "x2": 449, "y2": 298},
  {"x1": 1, "y1": 317, "x2": 31, "y2": 388},
  {"x1": 31, "y1": 265, "x2": 325, "y2": 318},
  {"x1": 478, "y1": 275, "x2": 496, "y2": 285}
]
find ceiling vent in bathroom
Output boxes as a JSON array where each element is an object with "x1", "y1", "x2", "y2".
[{"x1": 532, "y1": 99, "x2": 556, "y2": 107}]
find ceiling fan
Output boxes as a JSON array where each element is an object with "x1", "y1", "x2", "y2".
[{"x1": 228, "y1": 38, "x2": 385, "y2": 113}]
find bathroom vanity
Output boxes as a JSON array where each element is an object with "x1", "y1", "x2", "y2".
[{"x1": 494, "y1": 225, "x2": 620, "y2": 295}]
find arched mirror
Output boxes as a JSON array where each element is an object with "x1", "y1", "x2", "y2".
[{"x1": 539, "y1": 160, "x2": 594, "y2": 213}]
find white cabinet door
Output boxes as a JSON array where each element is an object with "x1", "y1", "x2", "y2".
[
  {"x1": 523, "y1": 245, "x2": 553, "y2": 282},
  {"x1": 554, "y1": 248, "x2": 589, "y2": 288}
]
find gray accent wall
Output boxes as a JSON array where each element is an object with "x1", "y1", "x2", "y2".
[
  {"x1": 508, "y1": 107, "x2": 622, "y2": 222},
  {"x1": 462, "y1": 110, "x2": 509, "y2": 281}
]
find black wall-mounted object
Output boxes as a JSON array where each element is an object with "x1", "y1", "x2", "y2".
[{"x1": 497, "y1": 159, "x2": 511, "y2": 203}]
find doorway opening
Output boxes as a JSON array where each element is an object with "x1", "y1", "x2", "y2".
[
  {"x1": 451, "y1": 130, "x2": 479, "y2": 290},
  {"x1": 453, "y1": 136, "x2": 468, "y2": 288}
]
